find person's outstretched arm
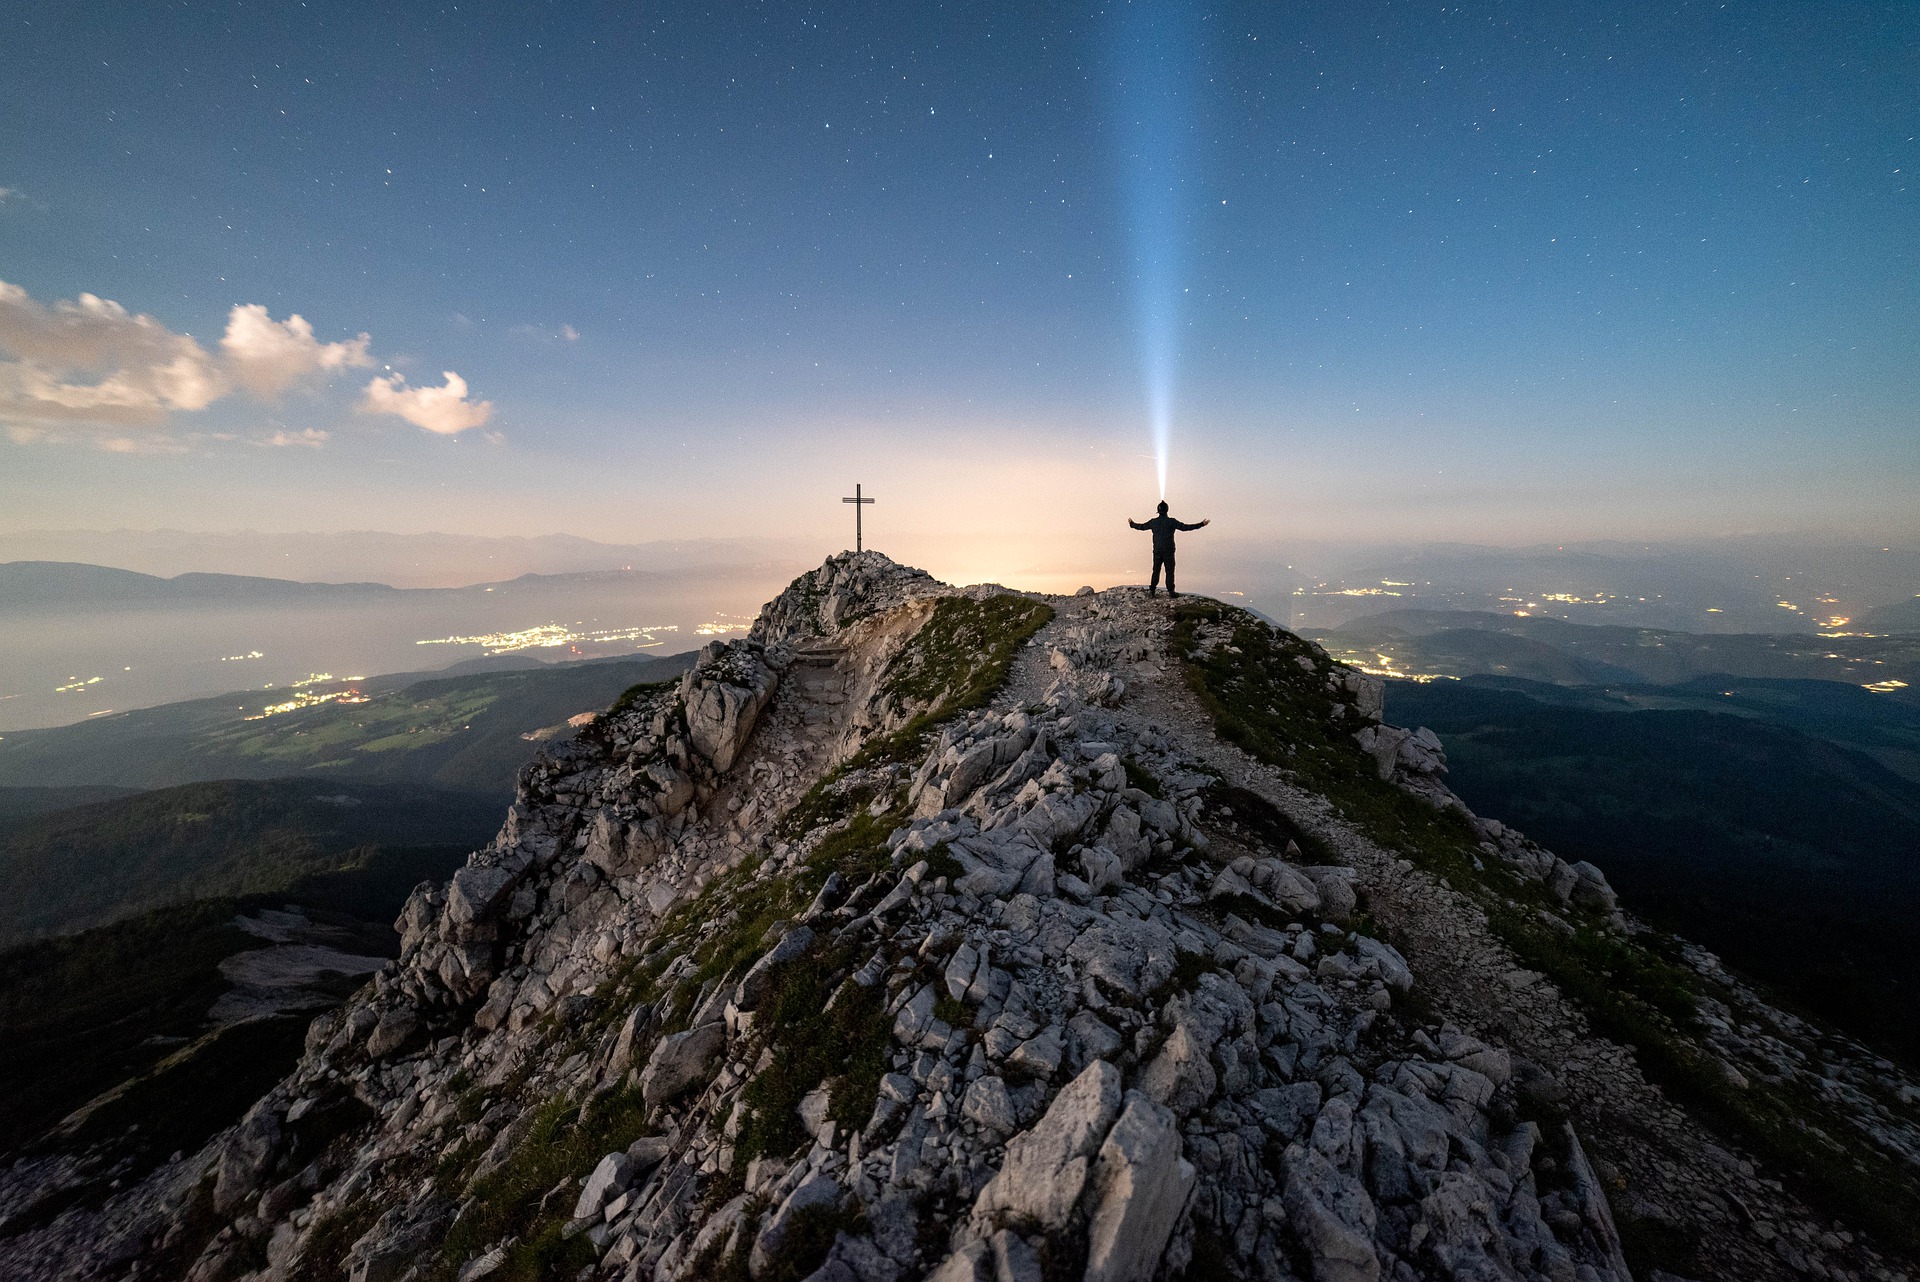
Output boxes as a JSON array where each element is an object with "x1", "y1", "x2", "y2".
[
  {"x1": 1176, "y1": 518, "x2": 1210, "y2": 531},
  {"x1": 1128, "y1": 518, "x2": 1148, "y2": 530}
]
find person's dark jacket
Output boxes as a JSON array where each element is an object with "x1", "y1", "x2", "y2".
[{"x1": 1129, "y1": 514, "x2": 1204, "y2": 555}]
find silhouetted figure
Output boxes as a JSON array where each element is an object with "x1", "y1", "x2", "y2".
[{"x1": 1129, "y1": 501, "x2": 1209, "y2": 598}]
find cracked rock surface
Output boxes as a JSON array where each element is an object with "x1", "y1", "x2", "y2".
[{"x1": 2, "y1": 552, "x2": 1915, "y2": 1282}]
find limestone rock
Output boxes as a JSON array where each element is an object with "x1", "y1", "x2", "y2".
[
  {"x1": 211, "y1": 1101, "x2": 281, "y2": 1215},
  {"x1": 737, "y1": 924, "x2": 815, "y2": 1010},
  {"x1": 365, "y1": 1006, "x2": 419, "y2": 1058},
  {"x1": 447, "y1": 864, "x2": 514, "y2": 926},
  {"x1": 1282, "y1": 1146, "x2": 1380, "y2": 1282},
  {"x1": 962, "y1": 1075, "x2": 1017, "y2": 1136},
  {"x1": 573, "y1": 1151, "x2": 633, "y2": 1221},
  {"x1": 974, "y1": 1059, "x2": 1123, "y2": 1231},
  {"x1": 1082, "y1": 1094, "x2": 1196, "y2": 1282},
  {"x1": 681, "y1": 642, "x2": 778, "y2": 773},
  {"x1": 749, "y1": 1170, "x2": 843, "y2": 1278},
  {"x1": 639, "y1": 1021, "x2": 727, "y2": 1106}
]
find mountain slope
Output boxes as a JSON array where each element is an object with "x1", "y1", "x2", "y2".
[
  {"x1": 3, "y1": 554, "x2": 1914, "y2": 1282},
  {"x1": 0, "y1": 777, "x2": 498, "y2": 944},
  {"x1": 0, "y1": 785, "x2": 144, "y2": 822},
  {"x1": 1382, "y1": 676, "x2": 1920, "y2": 1065},
  {"x1": 0, "y1": 652, "x2": 695, "y2": 795}
]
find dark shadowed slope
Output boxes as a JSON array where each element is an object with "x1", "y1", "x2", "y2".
[
  {"x1": 0, "y1": 785, "x2": 143, "y2": 821},
  {"x1": 1388, "y1": 677, "x2": 1920, "y2": 1063},
  {"x1": 0, "y1": 777, "x2": 497, "y2": 945}
]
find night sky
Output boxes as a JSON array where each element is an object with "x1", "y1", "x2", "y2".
[{"x1": 1, "y1": 1, "x2": 1913, "y2": 578}]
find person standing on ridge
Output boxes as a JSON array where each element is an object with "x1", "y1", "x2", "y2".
[{"x1": 1129, "y1": 500, "x2": 1209, "y2": 598}]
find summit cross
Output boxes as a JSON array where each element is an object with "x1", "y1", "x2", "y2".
[{"x1": 842, "y1": 483, "x2": 875, "y2": 552}]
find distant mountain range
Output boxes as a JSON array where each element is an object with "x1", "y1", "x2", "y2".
[
  {"x1": 0, "y1": 560, "x2": 705, "y2": 612},
  {"x1": 0, "y1": 530, "x2": 809, "y2": 589},
  {"x1": 0, "y1": 561, "x2": 406, "y2": 610}
]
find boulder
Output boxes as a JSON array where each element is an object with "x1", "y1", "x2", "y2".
[
  {"x1": 1568, "y1": 861, "x2": 1619, "y2": 913},
  {"x1": 1353, "y1": 938, "x2": 1413, "y2": 994},
  {"x1": 211, "y1": 1100, "x2": 282, "y2": 1215},
  {"x1": 447, "y1": 865, "x2": 515, "y2": 926},
  {"x1": 1081, "y1": 845, "x2": 1124, "y2": 894},
  {"x1": 1353, "y1": 725, "x2": 1409, "y2": 781},
  {"x1": 1339, "y1": 669, "x2": 1385, "y2": 721},
  {"x1": 892, "y1": 984, "x2": 939, "y2": 1044},
  {"x1": 682, "y1": 646, "x2": 777, "y2": 773},
  {"x1": 748, "y1": 1170, "x2": 843, "y2": 1278},
  {"x1": 572, "y1": 1151, "x2": 634, "y2": 1221},
  {"x1": 1082, "y1": 1094, "x2": 1196, "y2": 1282},
  {"x1": 961, "y1": 1075, "x2": 1018, "y2": 1136},
  {"x1": 626, "y1": 1134, "x2": 674, "y2": 1172},
  {"x1": 974, "y1": 1059, "x2": 1123, "y2": 1231},
  {"x1": 639, "y1": 1021, "x2": 727, "y2": 1106},
  {"x1": 1067, "y1": 1011, "x2": 1125, "y2": 1067},
  {"x1": 1138, "y1": 973, "x2": 1252, "y2": 1116},
  {"x1": 1006, "y1": 1027, "x2": 1064, "y2": 1080},
  {"x1": 1101, "y1": 806, "x2": 1152, "y2": 870},
  {"x1": 1301, "y1": 866, "x2": 1359, "y2": 922},
  {"x1": 605, "y1": 1003, "x2": 653, "y2": 1079},
  {"x1": 736, "y1": 925, "x2": 815, "y2": 1010},
  {"x1": 924, "y1": 1241, "x2": 990, "y2": 1282},
  {"x1": 945, "y1": 942, "x2": 983, "y2": 1001},
  {"x1": 645, "y1": 760, "x2": 696, "y2": 817},
  {"x1": 1281, "y1": 1146, "x2": 1380, "y2": 1282},
  {"x1": 1136, "y1": 1024, "x2": 1215, "y2": 1117},
  {"x1": 365, "y1": 1006, "x2": 420, "y2": 1058}
]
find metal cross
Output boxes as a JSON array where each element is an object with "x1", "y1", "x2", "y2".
[{"x1": 842, "y1": 483, "x2": 875, "y2": 552}]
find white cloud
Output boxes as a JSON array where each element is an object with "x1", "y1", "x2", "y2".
[
  {"x1": 0, "y1": 279, "x2": 487, "y2": 449},
  {"x1": 258, "y1": 427, "x2": 330, "y2": 448},
  {"x1": 0, "y1": 280, "x2": 225, "y2": 433},
  {"x1": 359, "y1": 370, "x2": 492, "y2": 435},
  {"x1": 220, "y1": 304, "x2": 371, "y2": 397}
]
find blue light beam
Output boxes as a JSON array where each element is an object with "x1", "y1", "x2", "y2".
[{"x1": 1117, "y1": 2, "x2": 1199, "y2": 501}]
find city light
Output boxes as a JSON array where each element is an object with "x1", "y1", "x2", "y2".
[{"x1": 416, "y1": 622, "x2": 680, "y2": 654}]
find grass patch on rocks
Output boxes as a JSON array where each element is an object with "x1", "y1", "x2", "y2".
[
  {"x1": 608, "y1": 679, "x2": 681, "y2": 718},
  {"x1": 760, "y1": 1202, "x2": 868, "y2": 1282},
  {"x1": 802, "y1": 805, "x2": 905, "y2": 891},
  {"x1": 846, "y1": 594, "x2": 1054, "y2": 772},
  {"x1": 431, "y1": 1083, "x2": 653, "y2": 1282},
  {"x1": 733, "y1": 943, "x2": 891, "y2": 1165}
]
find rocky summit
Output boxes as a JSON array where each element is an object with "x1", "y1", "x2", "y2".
[{"x1": 4, "y1": 552, "x2": 1919, "y2": 1282}]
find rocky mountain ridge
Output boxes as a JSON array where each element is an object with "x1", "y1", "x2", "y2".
[{"x1": 2, "y1": 552, "x2": 1916, "y2": 1282}]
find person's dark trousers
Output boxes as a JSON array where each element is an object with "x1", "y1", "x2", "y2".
[{"x1": 1151, "y1": 551, "x2": 1176, "y2": 597}]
